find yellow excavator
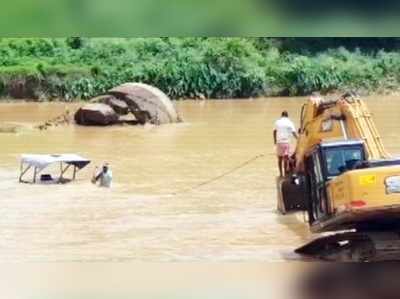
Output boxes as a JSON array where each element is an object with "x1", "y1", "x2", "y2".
[{"x1": 277, "y1": 92, "x2": 400, "y2": 261}]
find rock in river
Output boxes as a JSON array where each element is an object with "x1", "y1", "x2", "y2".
[
  {"x1": 74, "y1": 103, "x2": 119, "y2": 126},
  {"x1": 90, "y1": 95, "x2": 129, "y2": 116},
  {"x1": 109, "y1": 83, "x2": 182, "y2": 125},
  {"x1": 74, "y1": 82, "x2": 183, "y2": 126}
]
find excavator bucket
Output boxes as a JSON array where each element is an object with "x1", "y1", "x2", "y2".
[{"x1": 277, "y1": 176, "x2": 307, "y2": 214}]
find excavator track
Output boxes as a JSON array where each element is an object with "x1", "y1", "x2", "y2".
[{"x1": 295, "y1": 231, "x2": 400, "y2": 262}]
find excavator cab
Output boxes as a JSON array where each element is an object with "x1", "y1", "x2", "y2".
[
  {"x1": 277, "y1": 139, "x2": 367, "y2": 216},
  {"x1": 305, "y1": 140, "x2": 366, "y2": 224}
]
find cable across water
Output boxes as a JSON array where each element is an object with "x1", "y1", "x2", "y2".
[{"x1": 171, "y1": 154, "x2": 266, "y2": 196}]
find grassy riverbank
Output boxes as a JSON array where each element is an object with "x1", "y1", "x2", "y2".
[{"x1": 1, "y1": 38, "x2": 400, "y2": 101}]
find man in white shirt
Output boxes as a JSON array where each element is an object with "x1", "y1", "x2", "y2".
[
  {"x1": 92, "y1": 163, "x2": 113, "y2": 188},
  {"x1": 273, "y1": 111, "x2": 298, "y2": 177}
]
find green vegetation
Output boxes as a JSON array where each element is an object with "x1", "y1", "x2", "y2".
[{"x1": 1, "y1": 38, "x2": 400, "y2": 100}]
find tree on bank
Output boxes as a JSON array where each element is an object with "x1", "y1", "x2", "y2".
[{"x1": 0, "y1": 38, "x2": 400, "y2": 100}]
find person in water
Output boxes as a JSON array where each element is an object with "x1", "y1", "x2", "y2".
[
  {"x1": 92, "y1": 163, "x2": 113, "y2": 188},
  {"x1": 273, "y1": 111, "x2": 298, "y2": 177}
]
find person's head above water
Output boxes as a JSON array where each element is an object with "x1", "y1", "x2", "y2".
[{"x1": 281, "y1": 111, "x2": 289, "y2": 118}]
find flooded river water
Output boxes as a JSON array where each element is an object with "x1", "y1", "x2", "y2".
[{"x1": 1, "y1": 97, "x2": 400, "y2": 262}]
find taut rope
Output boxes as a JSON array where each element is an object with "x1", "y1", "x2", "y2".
[{"x1": 171, "y1": 154, "x2": 266, "y2": 196}]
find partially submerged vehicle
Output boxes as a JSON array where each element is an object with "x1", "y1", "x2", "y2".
[
  {"x1": 277, "y1": 92, "x2": 400, "y2": 261},
  {"x1": 19, "y1": 154, "x2": 90, "y2": 184}
]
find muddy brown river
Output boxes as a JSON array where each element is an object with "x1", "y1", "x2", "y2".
[{"x1": 1, "y1": 97, "x2": 400, "y2": 262}]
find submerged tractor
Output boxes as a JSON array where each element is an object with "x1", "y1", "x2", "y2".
[{"x1": 277, "y1": 92, "x2": 400, "y2": 261}]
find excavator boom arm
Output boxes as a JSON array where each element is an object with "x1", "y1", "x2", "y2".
[
  {"x1": 339, "y1": 98, "x2": 390, "y2": 159},
  {"x1": 295, "y1": 94, "x2": 389, "y2": 172}
]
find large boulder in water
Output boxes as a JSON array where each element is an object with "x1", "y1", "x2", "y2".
[
  {"x1": 74, "y1": 103, "x2": 119, "y2": 126},
  {"x1": 90, "y1": 95, "x2": 129, "y2": 116},
  {"x1": 109, "y1": 83, "x2": 182, "y2": 124}
]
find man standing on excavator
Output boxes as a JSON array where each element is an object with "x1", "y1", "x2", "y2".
[{"x1": 274, "y1": 111, "x2": 298, "y2": 177}]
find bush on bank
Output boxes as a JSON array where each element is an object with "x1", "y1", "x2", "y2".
[{"x1": 0, "y1": 38, "x2": 400, "y2": 101}]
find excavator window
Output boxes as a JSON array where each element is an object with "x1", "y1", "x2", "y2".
[
  {"x1": 305, "y1": 142, "x2": 365, "y2": 223},
  {"x1": 324, "y1": 147, "x2": 364, "y2": 178}
]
